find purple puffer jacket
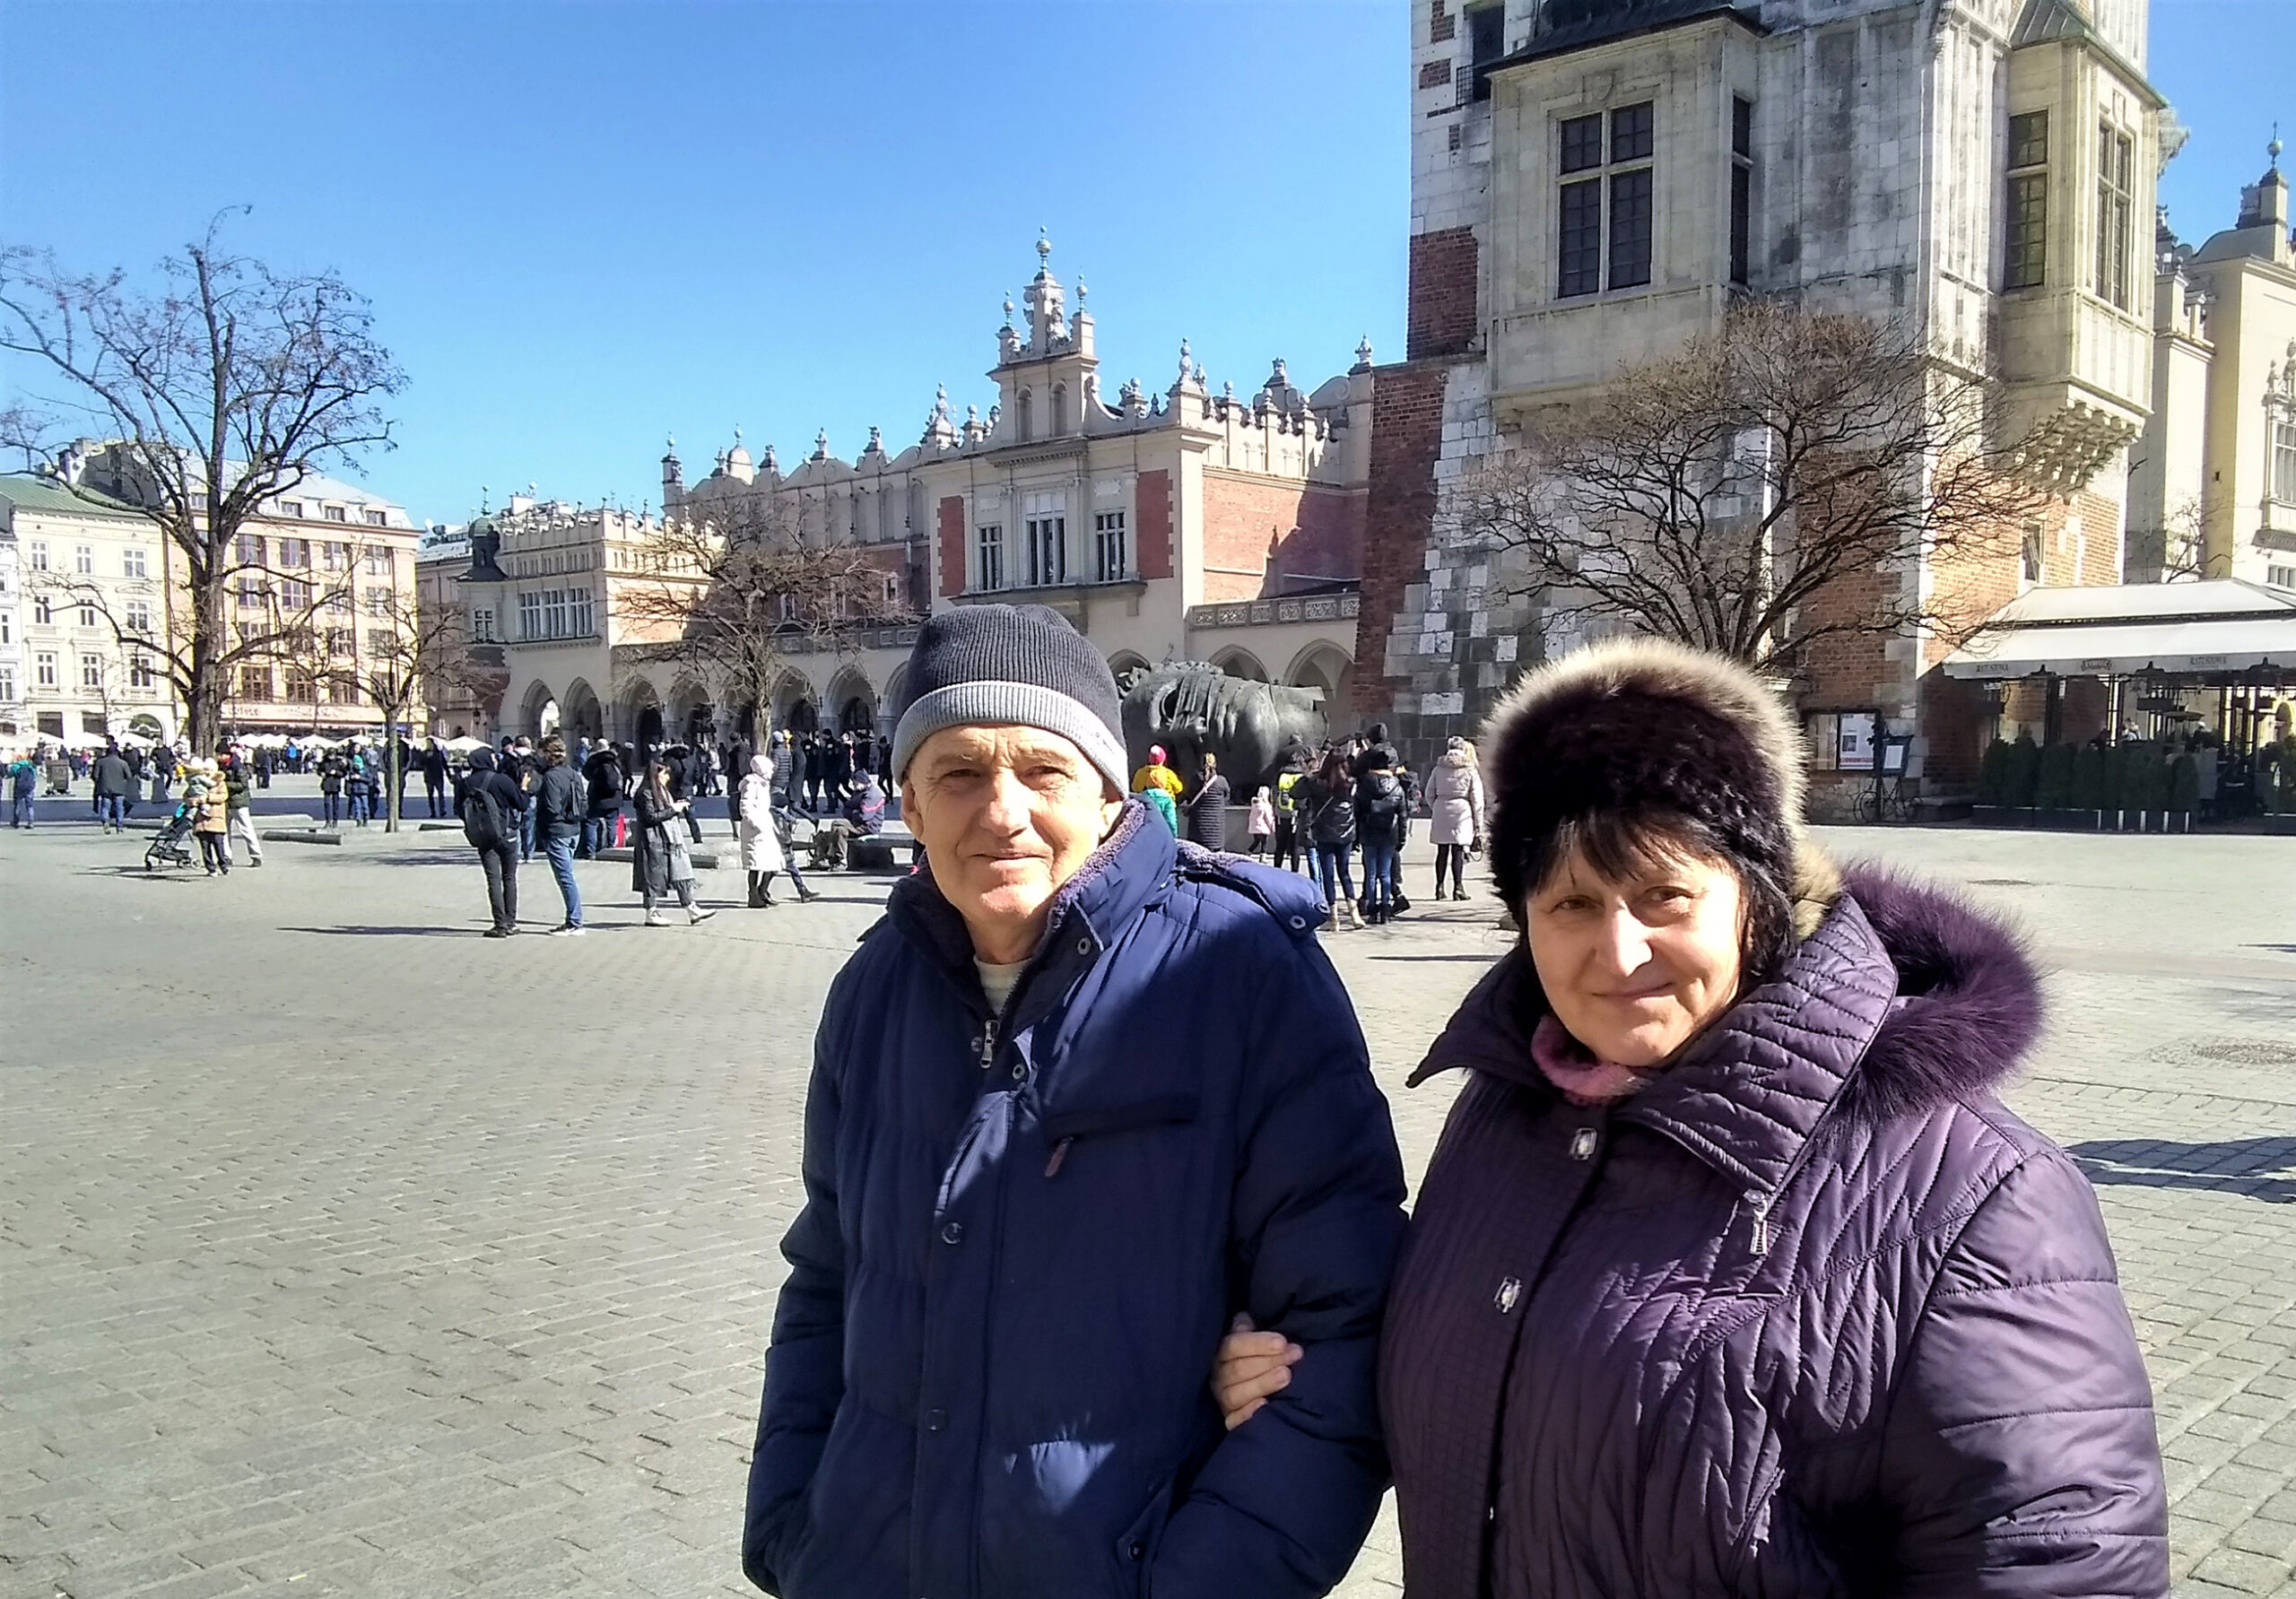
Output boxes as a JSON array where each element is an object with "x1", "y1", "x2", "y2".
[{"x1": 1380, "y1": 870, "x2": 2168, "y2": 1598}]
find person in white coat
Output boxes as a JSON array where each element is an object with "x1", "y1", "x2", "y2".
[
  {"x1": 1425, "y1": 735, "x2": 1486, "y2": 902},
  {"x1": 737, "y1": 752, "x2": 794, "y2": 908}
]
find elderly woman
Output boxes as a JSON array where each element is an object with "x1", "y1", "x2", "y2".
[
  {"x1": 735, "y1": 752, "x2": 787, "y2": 908},
  {"x1": 1219, "y1": 639, "x2": 2168, "y2": 1596}
]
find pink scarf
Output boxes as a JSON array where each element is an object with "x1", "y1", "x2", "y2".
[{"x1": 1530, "y1": 1013, "x2": 1657, "y2": 1107}]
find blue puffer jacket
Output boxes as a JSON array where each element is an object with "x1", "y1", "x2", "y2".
[{"x1": 744, "y1": 801, "x2": 1407, "y2": 1599}]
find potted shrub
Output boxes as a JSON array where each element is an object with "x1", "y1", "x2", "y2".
[
  {"x1": 2035, "y1": 741, "x2": 2076, "y2": 821},
  {"x1": 1973, "y1": 738, "x2": 2011, "y2": 821},
  {"x1": 2070, "y1": 741, "x2": 2107, "y2": 825},
  {"x1": 2167, "y1": 753, "x2": 2199, "y2": 832},
  {"x1": 2004, "y1": 732, "x2": 2042, "y2": 817}
]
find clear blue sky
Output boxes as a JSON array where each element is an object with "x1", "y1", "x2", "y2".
[{"x1": 1, "y1": 0, "x2": 2280, "y2": 528}]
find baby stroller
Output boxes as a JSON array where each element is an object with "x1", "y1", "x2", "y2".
[{"x1": 144, "y1": 800, "x2": 198, "y2": 871}]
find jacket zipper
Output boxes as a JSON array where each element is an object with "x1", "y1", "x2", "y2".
[{"x1": 1747, "y1": 1136, "x2": 1824, "y2": 1256}]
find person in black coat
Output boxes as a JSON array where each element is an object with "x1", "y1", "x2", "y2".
[
  {"x1": 1184, "y1": 752, "x2": 1231, "y2": 851},
  {"x1": 579, "y1": 742, "x2": 624, "y2": 857},
  {"x1": 454, "y1": 747, "x2": 530, "y2": 937}
]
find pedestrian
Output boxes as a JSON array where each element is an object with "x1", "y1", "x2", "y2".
[
  {"x1": 1128, "y1": 743, "x2": 1185, "y2": 803},
  {"x1": 455, "y1": 747, "x2": 527, "y2": 937},
  {"x1": 1426, "y1": 735, "x2": 1485, "y2": 901},
  {"x1": 91, "y1": 743, "x2": 134, "y2": 832},
  {"x1": 743, "y1": 603, "x2": 1405, "y2": 1599},
  {"x1": 217, "y1": 745, "x2": 265, "y2": 867},
  {"x1": 1303, "y1": 750, "x2": 1361, "y2": 929},
  {"x1": 8, "y1": 749, "x2": 37, "y2": 827},
  {"x1": 186, "y1": 759, "x2": 231, "y2": 874},
  {"x1": 421, "y1": 738, "x2": 449, "y2": 819},
  {"x1": 632, "y1": 754, "x2": 715, "y2": 926},
  {"x1": 344, "y1": 756, "x2": 373, "y2": 827},
  {"x1": 722, "y1": 735, "x2": 751, "y2": 836},
  {"x1": 150, "y1": 743, "x2": 174, "y2": 804},
  {"x1": 1214, "y1": 638, "x2": 2170, "y2": 1597},
  {"x1": 579, "y1": 739, "x2": 623, "y2": 859},
  {"x1": 254, "y1": 745, "x2": 273, "y2": 790},
  {"x1": 735, "y1": 752, "x2": 786, "y2": 908},
  {"x1": 1388, "y1": 759, "x2": 1419, "y2": 914},
  {"x1": 317, "y1": 752, "x2": 345, "y2": 828},
  {"x1": 1246, "y1": 785, "x2": 1274, "y2": 856},
  {"x1": 508, "y1": 738, "x2": 539, "y2": 859},
  {"x1": 1184, "y1": 750, "x2": 1231, "y2": 850},
  {"x1": 764, "y1": 737, "x2": 823, "y2": 904},
  {"x1": 1352, "y1": 752, "x2": 1407, "y2": 925},
  {"x1": 531, "y1": 735, "x2": 587, "y2": 936},
  {"x1": 1271, "y1": 754, "x2": 1309, "y2": 874},
  {"x1": 1350, "y1": 720, "x2": 1397, "y2": 779}
]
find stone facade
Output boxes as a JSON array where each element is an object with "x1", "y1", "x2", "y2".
[
  {"x1": 475, "y1": 239, "x2": 1378, "y2": 747},
  {"x1": 2128, "y1": 151, "x2": 2296, "y2": 589},
  {"x1": 1369, "y1": 0, "x2": 2174, "y2": 801},
  {"x1": 0, "y1": 474, "x2": 175, "y2": 747}
]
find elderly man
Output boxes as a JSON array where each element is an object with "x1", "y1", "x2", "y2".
[{"x1": 744, "y1": 604, "x2": 1405, "y2": 1599}]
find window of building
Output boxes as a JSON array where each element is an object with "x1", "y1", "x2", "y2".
[
  {"x1": 0, "y1": 667, "x2": 13, "y2": 701},
  {"x1": 363, "y1": 508, "x2": 387, "y2": 527},
  {"x1": 1730, "y1": 98, "x2": 1754, "y2": 287},
  {"x1": 1557, "y1": 101, "x2": 1655, "y2": 297},
  {"x1": 327, "y1": 627, "x2": 355, "y2": 658},
  {"x1": 74, "y1": 544, "x2": 93, "y2": 576},
  {"x1": 277, "y1": 537, "x2": 309, "y2": 568},
  {"x1": 569, "y1": 587, "x2": 594, "y2": 637},
  {"x1": 329, "y1": 674, "x2": 363, "y2": 706},
  {"x1": 976, "y1": 523, "x2": 1004, "y2": 591},
  {"x1": 125, "y1": 599, "x2": 152, "y2": 635},
  {"x1": 364, "y1": 588, "x2": 391, "y2": 618},
  {"x1": 284, "y1": 670, "x2": 317, "y2": 703},
  {"x1": 0, "y1": 610, "x2": 9, "y2": 644},
  {"x1": 1466, "y1": 3, "x2": 1505, "y2": 102},
  {"x1": 518, "y1": 591, "x2": 542, "y2": 639},
  {"x1": 236, "y1": 534, "x2": 266, "y2": 568},
  {"x1": 322, "y1": 542, "x2": 348, "y2": 572},
  {"x1": 1094, "y1": 509, "x2": 1129, "y2": 582},
  {"x1": 883, "y1": 573, "x2": 902, "y2": 609},
  {"x1": 2003, "y1": 112, "x2": 2049, "y2": 291},
  {"x1": 1016, "y1": 391, "x2": 1033, "y2": 444},
  {"x1": 324, "y1": 505, "x2": 348, "y2": 523},
  {"x1": 122, "y1": 546, "x2": 146, "y2": 578},
  {"x1": 80, "y1": 654, "x2": 102, "y2": 690},
  {"x1": 76, "y1": 602, "x2": 96, "y2": 630},
  {"x1": 2094, "y1": 122, "x2": 2133, "y2": 309},
  {"x1": 364, "y1": 544, "x2": 389, "y2": 577},
  {"x1": 280, "y1": 500, "x2": 304, "y2": 519},
  {"x1": 2266, "y1": 564, "x2": 2295, "y2": 591},
  {"x1": 238, "y1": 665, "x2": 273, "y2": 700},
  {"x1": 32, "y1": 595, "x2": 53, "y2": 625},
  {"x1": 544, "y1": 588, "x2": 568, "y2": 639},
  {"x1": 283, "y1": 578, "x2": 315, "y2": 613},
  {"x1": 2021, "y1": 519, "x2": 2044, "y2": 585},
  {"x1": 27, "y1": 541, "x2": 47, "y2": 571},
  {"x1": 471, "y1": 606, "x2": 496, "y2": 642},
  {"x1": 129, "y1": 654, "x2": 156, "y2": 691},
  {"x1": 326, "y1": 587, "x2": 351, "y2": 615},
  {"x1": 1025, "y1": 513, "x2": 1066, "y2": 587},
  {"x1": 36, "y1": 651, "x2": 57, "y2": 689},
  {"x1": 2273, "y1": 417, "x2": 2296, "y2": 503}
]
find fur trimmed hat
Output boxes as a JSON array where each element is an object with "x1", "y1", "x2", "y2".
[{"x1": 1481, "y1": 637, "x2": 1839, "y2": 937}]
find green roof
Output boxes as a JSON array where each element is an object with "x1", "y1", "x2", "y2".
[{"x1": 0, "y1": 474, "x2": 144, "y2": 521}]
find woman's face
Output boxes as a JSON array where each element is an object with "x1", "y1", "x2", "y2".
[{"x1": 1525, "y1": 841, "x2": 1746, "y2": 1069}]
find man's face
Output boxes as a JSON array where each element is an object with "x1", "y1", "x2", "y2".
[{"x1": 902, "y1": 725, "x2": 1123, "y2": 961}]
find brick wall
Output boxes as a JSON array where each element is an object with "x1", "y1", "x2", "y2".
[
  {"x1": 1135, "y1": 469, "x2": 1173, "y2": 581},
  {"x1": 1358, "y1": 362, "x2": 1450, "y2": 717},
  {"x1": 1197, "y1": 474, "x2": 1365, "y2": 603},
  {"x1": 1407, "y1": 227, "x2": 1478, "y2": 361},
  {"x1": 935, "y1": 496, "x2": 964, "y2": 598},
  {"x1": 1430, "y1": 0, "x2": 1455, "y2": 43}
]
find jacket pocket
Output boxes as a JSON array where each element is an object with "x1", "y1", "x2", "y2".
[{"x1": 1114, "y1": 1476, "x2": 1177, "y2": 1598}]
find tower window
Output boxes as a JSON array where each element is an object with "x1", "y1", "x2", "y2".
[
  {"x1": 1557, "y1": 101, "x2": 1656, "y2": 298},
  {"x1": 1729, "y1": 98, "x2": 1754, "y2": 287},
  {"x1": 976, "y1": 523, "x2": 1004, "y2": 592},
  {"x1": 2094, "y1": 122, "x2": 2133, "y2": 309},
  {"x1": 1466, "y1": 4, "x2": 1505, "y2": 101},
  {"x1": 2004, "y1": 112, "x2": 2049, "y2": 291}
]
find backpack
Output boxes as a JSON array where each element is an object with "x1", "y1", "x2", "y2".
[
  {"x1": 1360, "y1": 773, "x2": 1405, "y2": 828},
  {"x1": 461, "y1": 778, "x2": 510, "y2": 849},
  {"x1": 1275, "y1": 770, "x2": 1302, "y2": 815}
]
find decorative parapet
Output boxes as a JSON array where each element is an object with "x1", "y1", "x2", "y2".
[
  {"x1": 1184, "y1": 592, "x2": 1361, "y2": 630},
  {"x1": 778, "y1": 625, "x2": 923, "y2": 655}
]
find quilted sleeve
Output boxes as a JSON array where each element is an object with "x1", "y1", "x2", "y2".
[
  {"x1": 1151, "y1": 935, "x2": 1409, "y2": 1599},
  {"x1": 1878, "y1": 1148, "x2": 2170, "y2": 1597},
  {"x1": 742, "y1": 1005, "x2": 850, "y2": 1594}
]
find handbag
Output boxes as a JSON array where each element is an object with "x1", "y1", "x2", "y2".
[{"x1": 666, "y1": 833, "x2": 694, "y2": 882}]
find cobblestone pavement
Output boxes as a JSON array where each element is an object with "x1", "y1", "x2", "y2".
[{"x1": 2, "y1": 797, "x2": 2291, "y2": 1598}]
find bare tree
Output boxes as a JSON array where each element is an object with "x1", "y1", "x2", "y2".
[
  {"x1": 1452, "y1": 302, "x2": 2060, "y2": 668},
  {"x1": 615, "y1": 496, "x2": 913, "y2": 743},
  {"x1": 1, "y1": 214, "x2": 404, "y2": 750},
  {"x1": 357, "y1": 587, "x2": 490, "y2": 831},
  {"x1": 2123, "y1": 495, "x2": 2206, "y2": 583}
]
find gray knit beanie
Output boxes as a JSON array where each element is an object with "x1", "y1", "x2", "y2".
[{"x1": 891, "y1": 604, "x2": 1127, "y2": 795}]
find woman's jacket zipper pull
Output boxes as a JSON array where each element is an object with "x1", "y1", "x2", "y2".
[{"x1": 1045, "y1": 1137, "x2": 1074, "y2": 1178}]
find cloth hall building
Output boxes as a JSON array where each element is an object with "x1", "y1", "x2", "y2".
[{"x1": 464, "y1": 239, "x2": 1376, "y2": 749}]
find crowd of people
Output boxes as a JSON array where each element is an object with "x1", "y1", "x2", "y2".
[{"x1": 1126, "y1": 721, "x2": 1488, "y2": 930}]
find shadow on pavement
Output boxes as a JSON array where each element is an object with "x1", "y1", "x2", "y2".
[
  {"x1": 283, "y1": 925, "x2": 488, "y2": 938},
  {"x1": 2070, "y1": 1137, "x2": 2296, "y2": 1204}
]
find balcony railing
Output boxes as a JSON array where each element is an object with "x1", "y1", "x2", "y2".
[{"x1": 1185, "y1": 592, "x2": 1360, "y2": 630}]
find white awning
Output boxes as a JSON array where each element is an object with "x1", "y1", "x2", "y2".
[{"x1": 1941, "y1": 580, "x2": 2296, "y2": 680}]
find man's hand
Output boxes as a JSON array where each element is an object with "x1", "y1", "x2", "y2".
[{"x1": 1213, "y1": 1312, "x2": 1303, "y2": 1430}]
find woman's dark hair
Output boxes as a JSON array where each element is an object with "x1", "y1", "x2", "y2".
[
  {"x1": 1512, "y1": 804, "x2": 1798, "y2": 986},
  {"x1": 1317, "y1": 752, "x2": 1350, "y2": 788}
]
